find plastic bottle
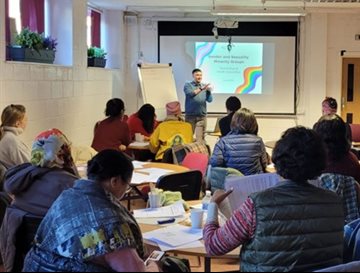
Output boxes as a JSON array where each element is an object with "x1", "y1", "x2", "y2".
[{"x1": 202, "y1": 191, "x2": 212, "y2": 210}]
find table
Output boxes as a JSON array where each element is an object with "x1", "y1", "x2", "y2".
[
  {"x1": 123, "y1": 163, "x2": 189, "y2": 210},
  {"x1": 266, "y1": 164, "x2": 276, "y2": 173},
  {"x1": 208, "y1": 132, "x2": 222, "y2": 137},
  {"x1": 128, "y1": 141, "x2": 150, "y2": 151},
  {"x1": 139, "y1": 201, "x2": 240, "y2": 272},
  {"x1": 265, "y1": 140, "x2": 277, "y2": 149}
]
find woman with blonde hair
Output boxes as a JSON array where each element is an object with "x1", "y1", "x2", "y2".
[
  {"x1": 210, "y1": 108, "x2": 268, "y2": 175},
  {"x1": 0, "y1": 104, "x2": 30, "y2": 169}
]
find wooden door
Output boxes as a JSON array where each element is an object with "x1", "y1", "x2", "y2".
[{"x1": 342, "y1": 58, "x2": 360, "y2": 124}]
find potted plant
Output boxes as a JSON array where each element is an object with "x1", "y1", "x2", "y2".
[
  {"x1": 88, "y1": 47, "x2": 107, "y2": 68},
  {"x1": 8, "y1": 28, "x2": 57, "y2": 64}
]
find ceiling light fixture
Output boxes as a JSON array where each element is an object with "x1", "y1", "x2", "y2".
[{"x1": 211, "y1": 8, "x2": 307, "y2": 17}]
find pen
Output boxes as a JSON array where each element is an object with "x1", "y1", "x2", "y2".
[{"x1": 157, "y1": 218, "x2": 176, "y2": 225}]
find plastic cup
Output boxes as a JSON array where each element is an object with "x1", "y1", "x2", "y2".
[{"x1": 190, "y1": 209, "x2": 204, "y2": 229}]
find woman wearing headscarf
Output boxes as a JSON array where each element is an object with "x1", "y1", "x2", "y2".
[{"x1": 0, "y1": 129, "x2": 79, "y2": 272}]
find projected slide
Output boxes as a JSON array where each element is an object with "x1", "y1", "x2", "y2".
[{"x1": 195, "y1": 42, "x2": 263, "y2": 94}]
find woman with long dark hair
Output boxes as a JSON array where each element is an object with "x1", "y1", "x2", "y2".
[{"x1": 127, "y1": 104, "x2": 159, "y2": 140}]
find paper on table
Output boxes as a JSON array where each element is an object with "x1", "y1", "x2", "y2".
[
  {"x1": 157, "y1": 240, "x2": 204, "y2": 252},
  {"x1": 131, "y1": 172, "x2": 152, "y2": 185},
  {"x1": 140, "y1": 168, "x2": 175, "y2": 181},
  {"x1": 132, "y1": 161, "x2": 147, "y2": 169},
  {"x1": 134, "y1": 202, "x2": 185, "y2": 219},
  {"x1": 143, "y1": 224, "x2": 203, "y2": 248},
  {"x1": 130, "y1": 142, "x2": 149, "y2": 148}
]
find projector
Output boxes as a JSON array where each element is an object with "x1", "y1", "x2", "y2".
[{"x1": 214, "y1": 19, "x2": 239, "y2": 29}]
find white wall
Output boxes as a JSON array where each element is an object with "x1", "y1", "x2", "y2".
[
  {"x1": 46, "y1": 0, "x2": 73, "y2": 66},
  {"x1": 0, "y1": 0, "x2": 124, "y2": 147},
  {"x1": 2, "y1": 1, "x2": 360, "y2": 148},
  {"x1": 122, "y1": 12, "x2": 360, "y2": 145}
]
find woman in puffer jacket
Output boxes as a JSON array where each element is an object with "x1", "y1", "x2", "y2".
[{"x1": 210, "y1": 108, "x2": 268, "y2": 176}]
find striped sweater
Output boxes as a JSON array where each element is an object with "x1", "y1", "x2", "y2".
[{"x1": 203, "y1": 198, "x2": 256, "y2": 256}]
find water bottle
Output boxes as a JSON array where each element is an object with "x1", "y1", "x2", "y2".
[{"x1": 202, "y1": 191, "x2": 212, "y2": 210}]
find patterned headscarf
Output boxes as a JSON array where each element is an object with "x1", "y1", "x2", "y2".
[{"x1": 31, "y1": 129, "x2": 74, "y2": 170}]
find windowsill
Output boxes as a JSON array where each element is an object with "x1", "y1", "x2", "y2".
[
  {"x1": 5, "y1": 60, "x2": 73, "y2": 68},
  {"x1": 87, "y1": 66, "x2": 121, "y2": 71},
  {"x1": 5, "y1": 61, "x2": 122, "y2": 71}
]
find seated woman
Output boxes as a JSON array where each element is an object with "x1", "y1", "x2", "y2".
[
  {"x1": 0, "y1": 129, "x2": 79, "y2": 272},
  {"x1": 127, "y1": 104, "x2": 159, "y2": 140},
  {"x1": 91, "y1": 98, "x2": 131, "y2": 153},
  {"x1": 149, "y1": 101, "x2": 193, "y2": 161},
  {"x1": 23, "y1": 150, "x2": 159, "y2": 272},
  {"x1": 314, "y1": 114, "x2": 360, "y2": 183},
  {"x1": 0, "y1": 104, "x2": 30, "y2": 169},
  {"x1": 210, "y1": 108, "x2": 268, "y2": 176},
  {"x1": 204, "y1": 127, "x2": 344, "y2": 272}
]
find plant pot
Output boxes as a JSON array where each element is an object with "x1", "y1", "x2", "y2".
[
  {"x1": 88, "y1": 57, "x2": 106, "y2": 68},
  {"x1": 8, "y1": 47, "x2": 55, "y2": 64}
]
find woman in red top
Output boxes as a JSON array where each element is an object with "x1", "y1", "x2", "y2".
[
  {"x1": 127, "y1": 104, "x2": 159, "y2": 140},
  {"x1": 91, "y1": 99, "x2": 131, "y2": 153}
]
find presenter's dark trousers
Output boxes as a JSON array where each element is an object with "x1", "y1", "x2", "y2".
[{"x1": 185, "y1": 115, "x2": 207, "y2": 143}]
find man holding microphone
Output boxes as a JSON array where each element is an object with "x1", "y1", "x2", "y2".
[{"x1": 183, "y1": 69, "x2": 213, "y2": 142}]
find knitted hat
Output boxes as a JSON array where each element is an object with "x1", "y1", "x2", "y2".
[{"x1": 166, "y1": 101, "x2": 181, "y2": 116}]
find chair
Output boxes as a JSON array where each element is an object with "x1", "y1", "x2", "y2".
[
  {"x1": 0, "y1": 192, "x2": 12, "y2": 227},
  {"x1": 182, "y1": 152, "x2": 209, "y2": 177},
  {"x1": 0, "y1": 163, "x2": 7, "y2": 191},
  {"x1": 13, "y1": 215, "x2": 43, "y2": 272},
  {"x1": 350, "y1": 124, "x2": 360, "y2": 142},
  {"x1": 224, "y1": 173, "x2": 282, "y2": 212},
  {"x1": 157, "y1": 171, "x2": 203, "y2": 201},
  {"x1": 315, "y1": 261, "x2": 360, "y2": 272},
  {"x1": 207, "y1": 167, "x2": 243, "y2": 194}
]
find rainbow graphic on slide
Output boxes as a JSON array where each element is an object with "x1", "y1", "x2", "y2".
[
  {"x1": 196, "y1": 43, "x2": 217, "y2": 68},
  {"x1": 235, "y1": 66, "x2": 263, "y2": 94}
]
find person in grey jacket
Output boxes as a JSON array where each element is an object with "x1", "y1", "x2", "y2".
[
  {"x1": 0, "y1": 105, "x2": 30, "y2": 169},
  {"x1": 210, "y1": 108, "x2": 268, "y2": 176}
]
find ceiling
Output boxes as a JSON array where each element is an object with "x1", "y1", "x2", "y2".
[{"x1": 89, "y1": 0, "x2": 360, "y2": 13}]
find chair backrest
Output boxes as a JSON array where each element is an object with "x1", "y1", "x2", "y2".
[
  {"x1": 172, "y1": 143, "x2": 210, "y2": 165},
  {"x1": 0, "y1": 192, "x2": 12, "y2": 227},
  {"x1": 224, "y1": 173, "x2": 282, "y2": 212},
  {"x1": 0, "y1": 163, "x2": 7, "y2": 191},
  {"x1": 182, "y1": 153, "x2": 209, "y2": 177},
  {"x1": 315, "y1": 261, "x2": 360, "y2": 272},
  {"x1": 13, "y1": 215, "x2": 43, "y2": 272},
  {"x1": 350, "y1": 124, "x2": 360, "y2": 142},
  {"x1": 157, "y1": 170, "x2": 203, "y2": 201},
  {"x1": 207, "y1": 167, "x2": 243, "y2": 194}
]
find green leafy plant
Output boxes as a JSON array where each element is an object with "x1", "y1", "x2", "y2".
[
  {"x1": 88, "y1": 47, "x2": 107, "y2": 59},
  {"x1": 15, "y1": 27, "x2": 57, "y2": 51}
]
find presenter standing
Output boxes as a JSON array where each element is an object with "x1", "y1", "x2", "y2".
[{"x1": 183, "y1": 69, "x2": 213, "y2": 142}]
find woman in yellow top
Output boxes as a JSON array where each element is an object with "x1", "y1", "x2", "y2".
[{"x1": 149, "y1": 101, "x2": 193, "y2": 161}]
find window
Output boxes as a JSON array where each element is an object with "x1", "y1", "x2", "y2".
[
  {"x1": 5, "y1": 0, "x2": 45, "y2": 45},
  {"x1": 87, "y1": 8, "x2": 101, "y2": 48},
  {"x1": 8, "y1": 0, "x2": 21, "y2": 35}
]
